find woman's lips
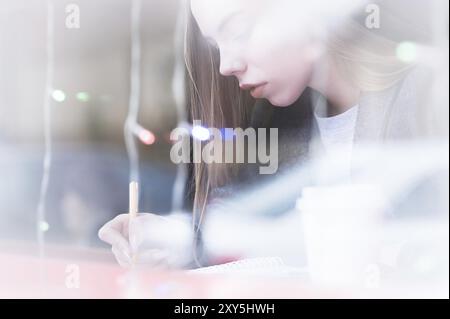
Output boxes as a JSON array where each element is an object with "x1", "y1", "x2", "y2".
[{"x1": 240, "y1": 82, "x2": 267, "y2": 98}]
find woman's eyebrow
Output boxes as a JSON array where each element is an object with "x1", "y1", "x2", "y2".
[{"x1": 217, "y1": 11, "x2": 241, "y2": 32}]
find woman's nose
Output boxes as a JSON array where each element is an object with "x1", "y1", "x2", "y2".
[{"x1": 219, "y1": 51, "x2": 246, "y2": 77}]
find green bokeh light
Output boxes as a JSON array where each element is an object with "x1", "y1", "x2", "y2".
[
  {"x1": 76, "y1": 92, "x2": 91, "y2": 103},
  {"x1": 396, "y1": 42, "x2": 418, "y2": 63},
  {"x1": 39, "y1": 221, "x2": 50, "y2": 232}
]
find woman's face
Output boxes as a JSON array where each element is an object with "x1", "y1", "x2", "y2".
[{"x1": 191, "y1": 0, "x2": 321, "y2": 107}]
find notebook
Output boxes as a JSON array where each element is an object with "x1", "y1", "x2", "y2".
[{"x1": 190, "y1": 257, "x2": 305, "y2": 276}]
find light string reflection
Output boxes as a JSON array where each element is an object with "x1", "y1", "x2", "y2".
[
  {"x1": 36, "y1": 0, "x2": 55, "y2": 294},
  {"x1": 170, "y1": 0, "x2": 189, "y2": 212}
]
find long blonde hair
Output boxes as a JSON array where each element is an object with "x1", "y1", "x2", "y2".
[
  {"x1": 328, "y1": 20, "x2": 412, "y2": 92},
  {"x1": 184, "y1": 6, "x2": 254, "y2": 235}
]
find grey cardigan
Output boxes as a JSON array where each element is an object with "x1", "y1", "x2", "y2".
[{"x1": 354, "y1": 66, "x2": 434, "y2": 143}]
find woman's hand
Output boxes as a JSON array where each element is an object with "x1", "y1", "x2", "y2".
[{"x1": 98, "y1": 213, "x2": 193, "y2": 269}]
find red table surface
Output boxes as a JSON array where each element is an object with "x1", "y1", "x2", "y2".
[{"x1": 0, "y1": 241, "x2": 333, "y2": 299}]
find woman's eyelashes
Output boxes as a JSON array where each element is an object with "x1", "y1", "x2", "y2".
[
  {"x1": 230, "y1": 30, "x2": 249, "y2": 43},
  {"x1": 221, "y1": 17, "x2": 251, "y2": 44},
  {"x1": 205, "y1": 30, "x2": 248, "y2": 52}
]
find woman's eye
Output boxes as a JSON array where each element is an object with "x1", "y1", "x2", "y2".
[
  {"x1": 223, "y1": 18, "x2": 250, "y2": 42},
  {"x1": 231, "y1": 32, "x2": 247, "y2": 42},
  {"x1": 227, "y1": 26, "x2": 251, "y2": 45}
]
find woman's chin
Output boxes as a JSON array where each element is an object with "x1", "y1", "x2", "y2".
[{"x1": 267, "y1": 94, "x2": 300, "y2": 107}]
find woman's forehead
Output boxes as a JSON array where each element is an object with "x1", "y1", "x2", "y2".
[
  {"x1": 190, "y1": 0, "x2": 256, "y2": 15},
  {"x1": 190, "y1": 0, "x2": 262, "y2": 35}
]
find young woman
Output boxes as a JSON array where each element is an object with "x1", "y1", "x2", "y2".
[{"x1": 99, "y1": 0, "x2": 435, "y2": 268}]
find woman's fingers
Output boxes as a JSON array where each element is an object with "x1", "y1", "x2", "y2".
[
  {"x1": 98, "y1": 215, "x2": 132, "y2": 259},
  {"x1": 99, "y1": 213, "x2": 192, "y2": 269},
  {"x1": 100, "y1": 228, "x2": 132, "y2": 260},
  {"x1": 112, "y1": 246, "x2": 132, "y2": 268},
  {"x1": 128, "y1": 214, "x2": 161, "y2": 251},
  {"x1": 98, "y1": 214, "x2": 129, "y2": 236}
]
